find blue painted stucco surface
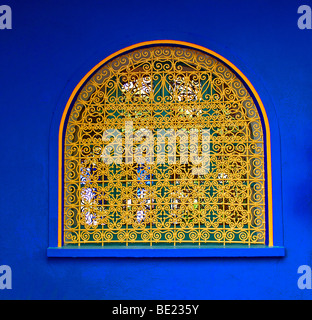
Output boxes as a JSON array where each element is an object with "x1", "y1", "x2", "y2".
[{"x1": 0, "y1": 0, "x2": 311, "y2": 299}]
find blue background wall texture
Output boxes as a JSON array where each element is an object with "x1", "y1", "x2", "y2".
[{"x1": 0, "y1": 0, "x2": 312, "y2": 299}]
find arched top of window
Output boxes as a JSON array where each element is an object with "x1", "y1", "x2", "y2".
[{"x1": 48, "y1": 41, "x2": 284, "y2": 257}]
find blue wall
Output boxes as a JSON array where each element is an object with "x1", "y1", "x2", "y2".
[{"x1": 0, "y1": 0, "x2": 311, "y2": 299}]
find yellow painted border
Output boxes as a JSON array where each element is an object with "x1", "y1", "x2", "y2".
[{"x1": 58, "y1": 40, "x2": 273, "y2": 247}]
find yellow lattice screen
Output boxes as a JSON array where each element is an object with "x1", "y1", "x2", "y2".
[{"x1": 63, "y1": 46, "x2": 265, "y2": 246}]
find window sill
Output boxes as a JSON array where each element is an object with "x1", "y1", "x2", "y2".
[{"x1": 47, "y1": 246, "x2": 285, "y2": 258}]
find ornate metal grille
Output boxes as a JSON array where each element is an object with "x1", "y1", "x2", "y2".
[{"x1": 63, "y1": 46, "x2": 265, "y2": 246}]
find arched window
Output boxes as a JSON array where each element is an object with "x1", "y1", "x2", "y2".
[{"x1": 49, "y1": 41, "x2": 284, "y2": 256}]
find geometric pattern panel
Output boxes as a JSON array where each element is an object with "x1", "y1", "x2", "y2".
[{"x1": 63, "y1": 46, "x2": 265, "y2": 246}]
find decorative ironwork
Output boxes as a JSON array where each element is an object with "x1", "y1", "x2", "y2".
[{"x1": 63, "y1": 46, "x2": 265, "y2": 246}]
